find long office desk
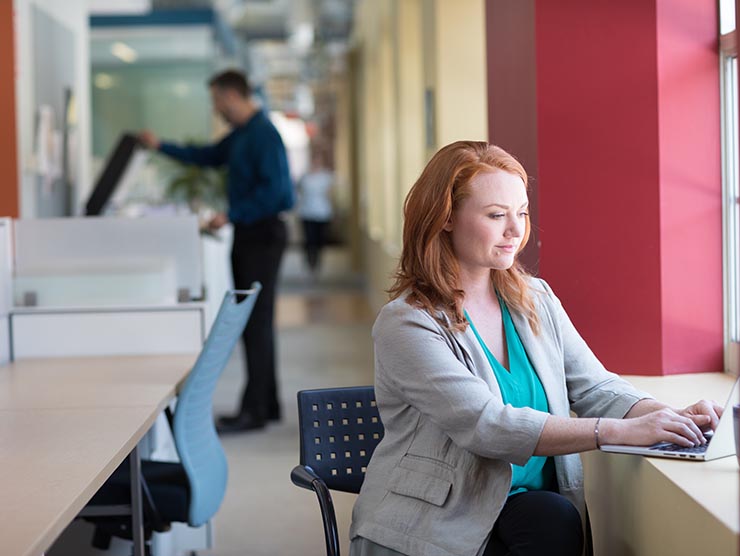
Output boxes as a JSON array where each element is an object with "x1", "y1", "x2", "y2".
[
  {"x1": 0, "y1": 355, "x2": 196, "y2": 556},
  {"x1": 583, "y1": 372, "x2": 739, "y2": 556}
]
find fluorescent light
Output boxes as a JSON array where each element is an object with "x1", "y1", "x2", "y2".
[
  {"x1": 94, "y1": 73, "x2": 116, "y2": 89},
  {"x1": 111, "y1": 41, "x2": 138, "y2": 63},
  {"x1": 173, "y1": 82, "x2": 191, "y2": 97},
  {"x1": 289, "y1": 22, "x2": 314, "y2": 54},
  {"x1": 89, "y1": 0, "x2": 151, "y2": 15}
]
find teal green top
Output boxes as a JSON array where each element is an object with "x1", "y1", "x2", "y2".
[{"x1": 465, "y1": 298, "x2": 555, "y2": 495}]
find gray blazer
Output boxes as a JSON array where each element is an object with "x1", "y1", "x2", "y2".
[{"x1": 349, "y1": 278, "x2": 652, "y2": 556}]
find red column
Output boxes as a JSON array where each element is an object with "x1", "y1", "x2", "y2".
[
  {"x1": 0, "y1": 1, "x2": 19, "y2": 218},
  {"x1": 487, "y1": 0, "x2": 722, "y2": 374}
]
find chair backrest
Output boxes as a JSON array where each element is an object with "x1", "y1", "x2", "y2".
[
  {"x1": 173, "y1": 285, "x2": 260, "y2": 526},
  {"x1": 297, "y1": 386, "x2": 384, "y2": 493}
]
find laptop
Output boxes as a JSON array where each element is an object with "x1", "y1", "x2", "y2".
[{"x1": 600, "y1": 377, "x2": 739, "y2": 461}]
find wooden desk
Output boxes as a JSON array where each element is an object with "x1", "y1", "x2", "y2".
[
  {"x1": 0, "y1": 355, "x2": 195, "y2": 410},
  {"x1": 0, "y1": 355, "x2": 196, "y2": 556},
  {"x1": 584, "y1": 373, "x2": 739, "y2": 556}
]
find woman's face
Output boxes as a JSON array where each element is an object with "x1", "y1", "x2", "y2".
[{"x1": 445, "y1": 169, "x2": 528, "y2": 275}]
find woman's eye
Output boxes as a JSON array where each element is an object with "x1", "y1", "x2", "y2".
[
  {"x1": 488, "y1": 213, "x2": 505, "y2": 219},
  {"x1": 519, "y1": 212, "x2": 529, "y2": 217}
]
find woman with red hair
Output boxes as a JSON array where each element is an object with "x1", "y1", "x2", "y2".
[{"x1": 349, "y1": 141, "x2": 721, "y2": 556}]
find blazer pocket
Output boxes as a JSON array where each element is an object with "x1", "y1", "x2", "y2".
[{"x1": 386, "y1": 456, "x2": 453, "y2": 507}]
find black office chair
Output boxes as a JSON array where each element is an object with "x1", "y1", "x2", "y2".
[
  {"x1": 291, "y1": 387, "x2": 595, "y2": 556},
  {"x1": 290, "y1": 386, "x2": 384, "y2": 556}
]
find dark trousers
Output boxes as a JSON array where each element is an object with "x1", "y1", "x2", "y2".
[
  {"x1": 230, "y1": 217, "x2": 287, "y2": 420},
  {"x1": 301, "y1": 219, "x2": 328, "y2": 272},
  {"x1": 484, "y1": 491, "x2": 584, "y2": 556}
]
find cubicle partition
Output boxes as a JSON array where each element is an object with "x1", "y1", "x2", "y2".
[
  {"x1": 10, "y1": 216, "x2": 205, "y2": 358},
  {"x1": 0, "y1": 215, "x2": 215, "y2": 556},
  {"x1": 0, "y1": 218, "x2": 12, "y2": 365}
]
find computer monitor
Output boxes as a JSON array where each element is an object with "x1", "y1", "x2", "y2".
[{"x1": 85, "y1": 133, "x2": 147, "y2": 216}]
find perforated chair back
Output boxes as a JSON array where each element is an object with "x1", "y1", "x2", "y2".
[
  {"x1": 297, "y1": 386, "x2": 384, "y2": 494},
  {"x1": 173, "y1": 285, "x2": 260, "y2": 526}
]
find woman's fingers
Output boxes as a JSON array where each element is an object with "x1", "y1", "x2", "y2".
[
  {"x1": 662, "y1": 431, "x2": 696, "y2": 448},
  {"x1": 650, "y1": 409, "x2": 704, "y2": 445},
  {"x1": 680, "y1": 399, "x2": 723, "y2": 430}
]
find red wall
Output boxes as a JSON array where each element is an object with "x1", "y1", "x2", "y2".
[
  {"x1": 0, "y1": 1, "x2": 19, "y2": 218},
  {"x1": 536, "y1": 0, "x2": 665, "y2": 373},
  {"x1": 487, "y1": 0, "x2": 723, "y2": 374}
]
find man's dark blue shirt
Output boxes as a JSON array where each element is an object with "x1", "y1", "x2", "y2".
[{"x1": 159, "y1": 110, "x2": 294, "y2": 225}]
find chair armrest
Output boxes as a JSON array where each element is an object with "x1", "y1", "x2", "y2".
[{"x1": 291, "y1": 465, "x2": 341, "y2": 556}]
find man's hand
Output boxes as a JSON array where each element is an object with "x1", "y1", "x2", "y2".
[
  {"x1": 138, "y1": 130, "x2": 160, "y2": 150},
  {"x1": 208, "y1": 213, "x2": 229, "y2": 230}
]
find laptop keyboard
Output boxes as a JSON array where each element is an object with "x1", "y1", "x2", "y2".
[
  {"x1": 649, "y1": 433, "x2": 712, "y2": 454},
  {"x1": 649, "y1": 443, "x2": 708, "y2": 454}
]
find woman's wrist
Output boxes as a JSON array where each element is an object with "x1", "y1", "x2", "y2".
[{"x1": 596, "y1": 418, "x2": 619, "y2": 446}]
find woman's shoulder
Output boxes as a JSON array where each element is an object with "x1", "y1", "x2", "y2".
[
  {"x1": 522, "y1": 275, "x2": 565, "y2": 325},
  {"x1": 372, "y1": 294, "x2": 446, "y2": 339},
  {"x1": 525, "y1": 275, "x2": 553, "y2": 298},
  {"x1": 374, "y1": 294, "x2": 432, "y2": 324}
]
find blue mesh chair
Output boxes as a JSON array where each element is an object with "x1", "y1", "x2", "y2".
[
  {"x1": 84, "y1": 286, "x2": 260, "y2": 551},
  {"x1": 290, "y1": 386, "x2": 384, "y2": 556}
]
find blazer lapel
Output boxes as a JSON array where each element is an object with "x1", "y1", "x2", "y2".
[
  {"x1": 453, "y1": 325, "x2": 503, "y2": 399},
  {"x1": 507, "y1": 309, "x2": 566, "y2": 412}
]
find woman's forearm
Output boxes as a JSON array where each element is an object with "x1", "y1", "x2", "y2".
[
  {"x1": 623, "y1": 398, "x2": 670, "y2": 418},
  {"x1": 533, "y1": 415, "x2": 602, "y2": 456},
  {"x1": 533, "y1": 404, "x2": 706, "y2": 457}
]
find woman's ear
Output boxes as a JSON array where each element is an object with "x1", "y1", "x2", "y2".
[{"x1": 443, "y1": 217, "x2": 453, "y2": 232}]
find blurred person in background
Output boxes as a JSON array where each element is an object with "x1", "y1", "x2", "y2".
[
  {"x1": 139, "y1": 69, "x2": 293, "y2": 433},
  {"x1": 296, "y1": 149, "x2": 334, "y2": 277}
]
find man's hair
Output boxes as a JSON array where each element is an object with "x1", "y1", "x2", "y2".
[{"x1": 208, "y1": 69, "x2": 251, "y2": 97}]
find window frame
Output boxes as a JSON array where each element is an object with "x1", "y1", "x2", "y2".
[{"x1": 720, "y1": 27, "x2": 739, "y2": 375}]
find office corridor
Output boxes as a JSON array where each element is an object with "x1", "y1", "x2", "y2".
[{"x1": 208, "y1": 246, "x2": 376, "y2": 556}]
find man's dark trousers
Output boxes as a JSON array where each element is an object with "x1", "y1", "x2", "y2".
[{"x1": 230, "y1": 216, "x2": 287, "y2": 422}]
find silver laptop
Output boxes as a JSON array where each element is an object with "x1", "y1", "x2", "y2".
[{"x1": 600, "y1": 378, "x2": 738, "y2": 461}]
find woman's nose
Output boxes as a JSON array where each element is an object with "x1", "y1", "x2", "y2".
[{"x1": 505, "y1": 218, "x2": 523, "y2": 238}]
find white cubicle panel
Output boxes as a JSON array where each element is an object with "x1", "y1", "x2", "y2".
[
  {"x1": 13, "y1": 216, "x2": 203, "y2": 307},
  {"x1": 0, "y1": 218, "x2": 13, "y2": 315},
  {"x1": 0, "y1": 218, "x2": 13, "y2": 364},
  {"x1": 10, "y1": 306, "x2": 204, "y2": 359}
]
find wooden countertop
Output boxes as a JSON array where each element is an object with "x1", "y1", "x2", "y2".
[{"x1": 0, "y1": 354, "x2": 197, "y2": 556}]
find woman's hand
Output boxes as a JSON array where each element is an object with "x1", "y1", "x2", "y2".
[
  {"x1": 676, "y1": 399, "x2": 723, "y2": 431},
  {"x1": 602, "y1": 408, "x2": 707, "y2": 448}
]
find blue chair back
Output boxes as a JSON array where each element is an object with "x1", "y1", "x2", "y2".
[
  {"x1": 297, "y1": 386, "x2": 384, "y2": 493},
  {"x1": 173, "y1": 285, "x2": 260, "y2": 526}
]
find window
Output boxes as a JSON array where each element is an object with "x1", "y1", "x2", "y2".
[{"x1": 720, "y1": 0, "x2": 739, "y2": 374}]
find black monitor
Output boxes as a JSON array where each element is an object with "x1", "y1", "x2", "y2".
[{"x1": 85, "y1": 133, "x2": 142, "y2": 216}]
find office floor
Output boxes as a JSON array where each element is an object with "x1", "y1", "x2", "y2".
[{"x1": 205, "y1": 245, "x2": 376, "y2": 556}]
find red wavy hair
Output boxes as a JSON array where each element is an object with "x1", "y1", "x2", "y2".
[{"x1": 389, "y1": 141, "x2": 540, "y2": 334}]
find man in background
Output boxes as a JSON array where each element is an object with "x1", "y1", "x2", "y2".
[{"x1": 139, "y1": 69, "x2": 293, "y2": 432}]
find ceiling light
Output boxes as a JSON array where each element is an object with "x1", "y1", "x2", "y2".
[
  {"x1": 289, "y1": 22, "x2": 314, "y2": 55},
  {"x1": 111, "y1": 41, "x2": 138, "y2": 63},
  {"x1": 94, "y1": 73, "x2": 116, "y2": 89},
  {"x1": 173, "y1": 82, "x2": 191, "y2": 97}
]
